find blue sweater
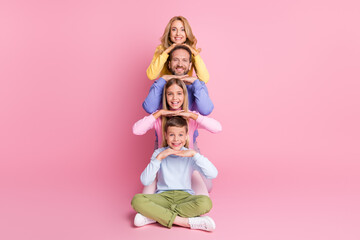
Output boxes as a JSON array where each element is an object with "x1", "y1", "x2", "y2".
[{"x1": 140, "y1": 147, "x2": 218, "y2": 195}]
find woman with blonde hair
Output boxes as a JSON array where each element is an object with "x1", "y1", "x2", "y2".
[{"x1": 146, "y1": 16, "x2": 210, "y2": 83}]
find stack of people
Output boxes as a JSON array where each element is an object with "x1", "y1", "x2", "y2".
[{"x1": 131, "y1": 16, "x2": 222, "y2": 232}]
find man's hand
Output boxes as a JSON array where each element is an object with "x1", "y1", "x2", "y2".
[
  {"x1": 156, "y1": 148, "x2": 180, "y2": 161},
  {"x1": 162, "y1": 75, "x2": 197, "y2": 85},
  {"x1": 161, "y1": 75, "x2": 178, "y2": 81},
  {"x1": 174, "y1": 149, "x2": 197, "y2": 158},
  {"x1": 180, "y1": 75, "x2": 197, "y2": 85}
]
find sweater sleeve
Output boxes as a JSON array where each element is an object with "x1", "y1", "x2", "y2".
[
  {"x1": 142, "y1": 78, "x2": 167, "y2": 114},
  {"x1": 189, "y1": 79, "x2": 214, "y2": 116},
  {"x1": 146, "y1": 46, "x2": 169, "y2": 80},
  {"x1": 192, "y1": 153, "x2": 218, "y2": 179},
  {"x1": 140, "y1": 148, "x2": 163, "y2": 186},
  {"x1": 193, "y1": 54, "x2": 210, "y2": 84},
  {"x1": 132, "y1": 114, "x2": 156, "y2": 135},
  {"x1": 195, "y1": 113, "x2": 222, "y2": 133}
]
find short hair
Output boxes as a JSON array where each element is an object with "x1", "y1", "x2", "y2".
[
  {"x1": 163, "y1": 116, "x2": 189, "y2": 148},
  {"x1": 164, "y1": 116, "x2": 188, "y2": 133},
  {"x1": 168, "y1": 45, "x2": 192, "y2": 63}
]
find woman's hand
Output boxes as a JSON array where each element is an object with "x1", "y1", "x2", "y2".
[
  {"x1": 156, "y1": 148, "x2": 180, "y2": 161},
  {"x1": 174, "y1": 149, "x2": 197, "y2": 158},
  {"x1": 182, "y1": 44, "x2": 201, "y2": 56},
  {"x1": 164, "y1": 43, "x2": 179, "y2": 54}
]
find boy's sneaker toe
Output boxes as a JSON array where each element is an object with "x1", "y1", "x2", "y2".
[
  {"x1": 134, "y1": 213, "x2": 156, "y2": 227},
  {"x1": 189, "y1": 216, "x2": 216, "y2": 232}
]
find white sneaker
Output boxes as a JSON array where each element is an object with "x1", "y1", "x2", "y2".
[
  {"x1": 134, "y1": 213, "x2": 156, "y2": 227},
  {"x1": 188, "y1": 216, "x2": 216, "y2": 232}
]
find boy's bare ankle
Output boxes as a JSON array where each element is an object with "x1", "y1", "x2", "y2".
[{"x1": 173, "y1": 216, "x2": 190, "y2": 228}]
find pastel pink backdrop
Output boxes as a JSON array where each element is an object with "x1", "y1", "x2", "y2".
[{"x1": 1, "y1": 0, "x2": 359, "y2": 240}]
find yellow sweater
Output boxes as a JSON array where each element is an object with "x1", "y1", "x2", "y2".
[{"x1": 146, "y1": 45, "x2": 210, "y2": 83}]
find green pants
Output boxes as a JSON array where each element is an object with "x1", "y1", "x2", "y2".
[{"x1": 131, "y1": 190, "x2": 212, "y2": 228}]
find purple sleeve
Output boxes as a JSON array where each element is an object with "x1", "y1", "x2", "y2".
[
  {"x1": 142, "y1": 78, "x2": 166, "y2": 114},
  {"x1": 188, "y1": 80, "x2": 214, "y2": 116}
]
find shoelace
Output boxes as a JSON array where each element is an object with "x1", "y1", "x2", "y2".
[{"x1": 190, "y1": 220, "x2": 208, "y2": 229}]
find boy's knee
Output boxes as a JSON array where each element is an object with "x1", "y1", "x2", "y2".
[
  {"x1": 131, "y1": 194, "x2": 145, "y2": 210},
  {"x1": 197, "y1": 196, "x2": 213, "y2": 214}
]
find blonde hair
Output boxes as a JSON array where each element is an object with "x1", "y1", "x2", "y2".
[
  {"x1": 160, "y1": 16, "x2": 198, "y2": 50},
  {"x1": 161, "y1": 78, "x2": 189, "y2": 147}
]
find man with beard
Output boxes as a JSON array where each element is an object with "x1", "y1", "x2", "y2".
[{"x1": 142, "y1": 45, "x2": 214, "y2": 116}]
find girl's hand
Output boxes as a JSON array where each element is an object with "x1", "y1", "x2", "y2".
[
  {"x1": 153, "y1": 109, "x2": 182, "y2": 119},
  {"x1": 177, "y1": 111, "x2": 198, "y2": 120},
  {"x1": 182, "y1": 44, "x2": 201, "y2": 56},
  {"x1": 174, "y1": 149, "x2": 197, "y2": 158},
  {"x1": 156, "y1": 148, "x2": 180, "y2": 161},
  {"x1": 153, "y1": 109, "x2": 179, "y2": 119},
  {"x1": 161, "y1": 110, "x2": 183, "y2": 117}
]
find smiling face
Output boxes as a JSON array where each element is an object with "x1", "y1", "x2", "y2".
[
  {"x1": 168, "y1": 49, "x2": 192, "y2": 76},
  {"x1": 166, "y1": 83, "x2": 184, "y2": 110},
  {"x1": 165, "y1": 126, "x2": 187, "y2": 151},
  {"x1": 169, "y1": 20, "x2": 187, "y2": 44}
]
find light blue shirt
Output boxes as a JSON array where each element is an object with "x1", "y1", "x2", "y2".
[{"x1": 140, "y1": 147, "x2": 218, "y2": 194}]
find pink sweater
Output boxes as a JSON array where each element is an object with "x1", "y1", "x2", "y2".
[{"x1": 133, "y1": 111, "x2": 222, "y2": 149}]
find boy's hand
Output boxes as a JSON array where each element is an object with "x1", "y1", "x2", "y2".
[
  {"x1": 156, "y1": 148, "x2": 180, "y2": 161},
  {"x1": 174, "y1": 150, "x2": 197, "y2": 158}
]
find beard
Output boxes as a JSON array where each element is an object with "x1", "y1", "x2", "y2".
[{"x1": 170, "y1": 66, "x2": 190, "y2": 76}]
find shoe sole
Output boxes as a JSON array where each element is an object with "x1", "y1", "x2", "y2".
[{"x1": 134, "y1": 213, "x2": 156, "y2": 227}]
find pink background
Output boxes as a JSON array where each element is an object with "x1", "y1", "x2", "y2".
[{"x1": 1, "y1": 0, "x2": 359, "y2": 239}]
